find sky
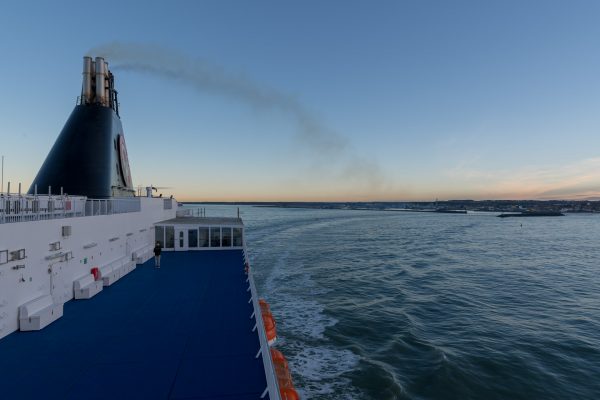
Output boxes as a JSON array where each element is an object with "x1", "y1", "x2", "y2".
[{"x1": 0, "y1": 0, "x2": 599, "y2": 201}]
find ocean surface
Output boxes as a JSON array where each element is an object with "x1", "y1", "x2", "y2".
[{"x1": 193, "y1": 205, "x2": 600, "y2": 399}]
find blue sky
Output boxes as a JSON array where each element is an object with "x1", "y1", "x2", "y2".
[{"x1": 1, "y1": 1, "x2": 599, "y2": 201}]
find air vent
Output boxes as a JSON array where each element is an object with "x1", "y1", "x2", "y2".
[
  {"x1": 45, "y1": 252, "x2": 64, "y2": 261},
  {"x1": 62, "y1": 226, "x2": 72, "y2": 237},
  {"x1": 9, "y1": 249, "x2": 25, "y2": 261},
  {"x1": 49, "y1": 242, "x2": 61, "y2": 251}
]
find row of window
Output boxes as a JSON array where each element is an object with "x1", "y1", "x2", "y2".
[{"x1": 155, "y1": 226, "x2": 243, "y2": 249}]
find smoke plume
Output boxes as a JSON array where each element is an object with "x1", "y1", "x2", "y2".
[{"x1": 89, "y1": 42, "x2": 384, "y2": 192}]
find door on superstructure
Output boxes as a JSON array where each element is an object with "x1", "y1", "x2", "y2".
[
  {"x1": 187, "y1": 228, "x2": 198, "y2": 250},
  {"x1": 49, "y1": 261, "x2": 69, "y2": 304},
  {"x1": 175, "y1": 227, "x2": 187, "y2": 251}
]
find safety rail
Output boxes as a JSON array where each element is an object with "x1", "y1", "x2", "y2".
[
  {"x1": 84, "y1": 197, "x2": 141, "y2": 216},
  {"x1": 0, "y1": 194, "x2": 141, "y2": 224},
  {"x1": 243, "y1": 242, "x2": 282, "y2": 400}
]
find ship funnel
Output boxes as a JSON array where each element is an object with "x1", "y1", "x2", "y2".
[{"x1": 30, "y1": 56, "x2": 134, "y2": 198}]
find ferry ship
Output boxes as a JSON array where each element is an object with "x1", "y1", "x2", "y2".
[{"x1": 0, "y1": 57, "x2": 298, "y2": 399}]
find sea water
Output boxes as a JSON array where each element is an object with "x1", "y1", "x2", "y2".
[{"x1": 193, "y1": 205, "x2": 600, "y2": 399}]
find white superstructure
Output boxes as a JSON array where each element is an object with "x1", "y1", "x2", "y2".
[{"x1": 0, "y1": 192, "x2": 176, "y2": 339}]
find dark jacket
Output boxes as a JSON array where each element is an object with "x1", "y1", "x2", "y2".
[{"x1": 153, "y1": 244, "x2": 162, "y2": 256}]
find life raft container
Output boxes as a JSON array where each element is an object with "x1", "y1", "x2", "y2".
[
  {"x1": 270, "y1": 348, "x2": 300, "y2": 399},
  {"x1": 260, "y1": 299, "x2": 277, "y2": 345}
]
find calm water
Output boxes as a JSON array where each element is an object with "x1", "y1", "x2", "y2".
[{"x1": 195, "y1": 205, "x2": 600, "y2": 399}]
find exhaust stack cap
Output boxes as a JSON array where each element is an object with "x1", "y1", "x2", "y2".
[{"x1": 79, "y1": 56, "x2": 118, "y2": 115}]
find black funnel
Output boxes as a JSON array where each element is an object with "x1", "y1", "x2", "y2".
[
  {"x1": 28, "y1": 104, "x2": 134, "y2": 198},
  {"x1": 29, "y1": 56, "x2": 134, "y2": 198}
]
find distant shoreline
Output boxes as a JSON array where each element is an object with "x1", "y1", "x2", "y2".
[{"x1": 181, "y1": 201, "x2": 600, "y2": 214}]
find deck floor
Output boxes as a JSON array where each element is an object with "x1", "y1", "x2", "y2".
[{"x1": 0, "y1": 250, "x2": 268, "y2": 400}]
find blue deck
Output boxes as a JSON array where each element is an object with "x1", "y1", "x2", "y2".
[{"x1": 0, "y1": 250, "x2": 268, "y2": 400}]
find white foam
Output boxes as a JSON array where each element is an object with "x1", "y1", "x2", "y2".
[
  {"x1": 291, "y1": 346, "x2": 360, "y2": 380},
  {"x1": 289, "y1": 345, "x2": 361, "y2": 399},
  {"x1": 262, "y1": 252, "x2": 337, "y2": 339},
  {"x1": 250, "y1": 219, "x2": 364, "y2": 397}
]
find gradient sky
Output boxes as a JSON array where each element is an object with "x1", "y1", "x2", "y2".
[{"x1": 1, "y1": 0, "x2": 599, "y2": 201}]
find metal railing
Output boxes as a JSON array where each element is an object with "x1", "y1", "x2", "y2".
[
  {"x1": 0, "y1": 193, "x2": 141, "y2": 224},
  {"x1": 0, "y1": 194, "x2": 85, "y2": 223},
  {"x1": 243, "y1": 242, "x2": 282, "y2": 400},
  {"x1": 84, "y1": 197, "x2": 141, "y2": 216}
]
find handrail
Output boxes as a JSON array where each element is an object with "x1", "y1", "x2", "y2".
[
  {"x1": 0, "y1": 194, "x2": 142, "y2": 224},
  {"x1": 243, "y1": 241, "x2": 281, "y2": 400}
]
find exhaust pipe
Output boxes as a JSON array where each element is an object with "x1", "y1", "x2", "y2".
[
  {"x1": 95, "y1": 57, "x2": 106, "y2": 106},
  {"x1": 79, "y1": 55, "x2": 118, "y2": 114},
  {"x1": 82, "y1": 56, "x2": 93, "y2": 103},
  {"x1": 104, "y1": 60, "x2": 110, "y2": 106}
]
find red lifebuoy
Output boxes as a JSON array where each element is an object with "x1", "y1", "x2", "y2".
[{"x1": 91, "y1": 267, "x2": 100, "y2": 280}]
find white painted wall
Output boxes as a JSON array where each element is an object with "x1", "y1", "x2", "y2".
[{"x1": 0, "y1": 197, "x2": 176, "y2": 339}]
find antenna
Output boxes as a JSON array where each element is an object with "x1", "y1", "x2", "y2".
[{"x1": 1, "y1": 155, "x2": 4, "y2": 194}]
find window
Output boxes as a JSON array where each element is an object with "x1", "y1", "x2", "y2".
[
  {"x1": 199, "y1": 227, "x2": 209, "y2": 247},
  {"x1": 210, "y1": 227, "x2": 221, "y2": 247},
  {"x1": 165, "y1": 226, "x2": 175, "y2": 248},
  {"x1": 188, "y1": 229, "x2": 198, "y2": 248},
  {"x1": 155, "y1": 226, "x2": 164, "y2": 247},
  {"x1": 233, "y1": 228, "x2": 243, "y2": 247},
  {"x1": 222, "y1": 227, "x2": 232, "y2": 247},
  {"x1": 179, "y1": 230, "x2": 184, "y2": 248}
]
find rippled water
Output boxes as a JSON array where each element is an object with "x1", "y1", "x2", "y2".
[{"x1": 194, "y1": 205, "x2": 600, "y2": 399}]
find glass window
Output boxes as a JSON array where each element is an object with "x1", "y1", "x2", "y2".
[
  {"x1": 155, "y1": 226, "x2": 164, "y2": 247},
  {"x1": 210, "y1": 227, "x2": 221, "y2": 247},
  {"x1": 222, "y1": 227, "x2": 232, "y2": 247},
  {"x1": 179, "y1": 230, "x2": 184, "y2": 248},
  {"x1": 188, "y1": 229, "x2": 198, "y2": 248},
  {"x1": 165, "y1": 226, "x2": 175, "y2": 248},
  {"x1": 199, "y1": 227, "x2": 209, "y2": 247},
  {"x1": 233, "y1": 228, "x2": 243, "y2": 247}
]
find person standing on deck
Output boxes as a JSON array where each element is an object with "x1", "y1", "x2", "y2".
[{"x1": 154, "y1": 241, "x2": 162, "y2": 268}]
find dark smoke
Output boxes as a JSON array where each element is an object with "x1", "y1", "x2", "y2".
[{"x1": 89, "y1": 42, "x2": 384, "y2": 191}]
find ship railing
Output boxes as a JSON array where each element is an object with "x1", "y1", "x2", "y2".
[
  {"x1": 243, "y1": 242, "x2": 282, "y2": 400},
  {"x1": 84, "y1": 197, "x2": 141, "y2": 216},
  {"x1": 0, "y1": 194, "x2": 142, "y2": 224},
  {"x1": 0, "y1": 193, "x2": 86, "y2": 224}
]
